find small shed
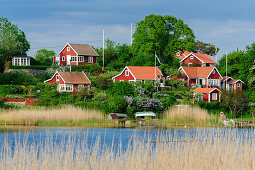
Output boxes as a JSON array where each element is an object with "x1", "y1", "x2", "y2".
[
  {"x1": 108, "y1": 113, "x2": 128, "y2": 120},
  {"x1": 135, "y1": 112, "x2": 156, "y2": 119}
]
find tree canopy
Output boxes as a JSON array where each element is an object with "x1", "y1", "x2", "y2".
[
  {"x1": 217, "y1": 43, "x2": 255, "y2": 89},
  {"x1": 131, "y1": 14, "x2": 195, "y2": 66},
  {"x1": 194, "y1": 40, "x2": 219, "y2": 56},
  {"x1": 0, "y1": 17, "x2": 30, "y2": 60},
  {"x1": 35, "y1": 49, "x2": 55, "y2": 66}
]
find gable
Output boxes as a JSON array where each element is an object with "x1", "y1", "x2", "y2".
[
  {"x1": 208, "y1": 68, "x2": 222, "y2": 79},
  {"x1": 182, "y1": 54, "x2": 202, "y2": 65},
  {"x1": 112, "y1": 67, "x2": 135, "y2": 81},
  {"x1": 44, "y1": 72, "x2": 65, "y2": 84},
  {"x1": 59, "y1": 43, "x2": 78, "y2": 57}
]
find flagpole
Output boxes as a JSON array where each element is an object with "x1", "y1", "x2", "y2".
[
  {"x1": 103, "y1": 29, "x2": 105, "y2": 69},
  {"x1": 155, "y1": 52, "x2": 156, "y2": 86},
  {"x1": 226, "y1": 51, "x2": 227, "y2": 90}
]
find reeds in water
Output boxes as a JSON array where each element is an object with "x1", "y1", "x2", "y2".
[
  {"x1": 0, "y1": 106, "x2": 105, "y2": 125},
  {"x1": 0, "y1": 129, "x2": 254, "y2": 170}
]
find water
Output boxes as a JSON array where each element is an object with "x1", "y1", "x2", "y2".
[{"x1": 0, "y1": 127, "x2": 254, "y2": 153}]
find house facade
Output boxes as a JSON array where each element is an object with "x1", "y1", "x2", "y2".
[
  {"x1": 221, "y1": 76, "x2": 244, "y2": 91},
  {"x1": 112, "y1": 66, "x2": 163, "y2": 83},
  {"x1": 178, "y1": 66, "x2": 222, "y2": 88},
  {"x1": 12, "y1": 54, "x2": 31, "y2": 66},
  {"x1": 194, "y1": 88, "x2": 221, "y2": 103},
  {"x1": 180, "y1": 52, "x2": 217, "y2": 67},
  {"x1": 44, "y1": 71, "x2": 91, "y2": 94},
  {"x1": 53, "y1": 43, "x2": 99, "y2": 66}
]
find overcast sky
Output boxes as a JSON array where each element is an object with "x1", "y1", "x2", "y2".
[{"x1": 1, "y1": 0, "x2": 255, "y2": 61}]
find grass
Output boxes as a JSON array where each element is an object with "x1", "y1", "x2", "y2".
[
  {"x1": 159, "y1": 105, "x2": 220, "y2": 127},
  {"x1": 0, "y1": 106, "x2": 112, "y2": 126},
  {"x1": 0, "y1": 129, "x2": 253, "y2": 169}
]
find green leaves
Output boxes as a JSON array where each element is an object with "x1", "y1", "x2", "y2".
[
  {"x1": 0, "y1": 17, "x2": 30, "y2": 60},
  {"x1": 35, "y1": 49, "x2": 55, "y2": 66},
  {"x1": 132, "y1": 14, "x2": 195, "y2": 66}
]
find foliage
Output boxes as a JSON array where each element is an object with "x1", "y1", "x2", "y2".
[
  {"x1": 248, "y1": 59, "x2": 255, "y2": 90},
  {"x1": 35, "y1": 49, "x2": 55, "y2": 66},
  {"x1": 220, "y1": 90, "x2": 249, "y2": 117},
  {"x1": 131, "y1": 14, "x2": 195, "y2": 66},
  {"x1": 0, "y1": 17, "x2": 30, "y2": 60},
  {"x1": 0, "y1": 56, "x2": 4, "y2": 73},
  {"x1": 153, "y1": 91, "x2": 177, "y2": 109},
  {"x1": 132, "y1": 81, "x2": 156, "y2": 98},
  {"x1": 195, "y1": 40, "x2": 219, "y2": 56},
  {"x1": 108, "y1": 81, "x2": 135, "y2": 97},
  {"x1": 71, "y1": 63, "x2": 101, "y2": 75},
  {"x1": 0, "y1": 71, "x2": 37, "y2": 86},
  {"x1": 89, "y1": 71, "x2": 118, "y2": 90},
  {"x1": 0, "y1": 85, "x2": 25, "y2": 96},
  {"x1": 9, "y1": 65, "x2": 49, "y2": 70},
  {"x1": 217, "y1": 44, "x2": 255, "y2": 89}
]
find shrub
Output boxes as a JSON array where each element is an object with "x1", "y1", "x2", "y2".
[
  {"x1": 72, "y1": 63, "x2": 101, "y2": 75},
  {"x1": 0, "y1": 71, "x2": 37, "y2": 86},
  {"x1": 0, "y1": 85, "x2": 25, "y2": 96},
  {"x1": 108, "y1": 81, "x2": 135, "y2": 96},
  {"x1": 9, "y1": 65, "x2": 49, "y2": 70}
]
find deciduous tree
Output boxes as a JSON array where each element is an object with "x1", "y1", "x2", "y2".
[{"x1": 35, "y1": 49, "x2": 55, "y2": 66}]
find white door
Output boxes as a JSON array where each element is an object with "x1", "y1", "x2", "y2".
[{"x1": 67, "y1": 55, "x2": 71, "y2": 65}]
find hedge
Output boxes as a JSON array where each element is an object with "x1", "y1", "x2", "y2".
[{"x1": 9, "y1": 65, "x2": 49, "y2": 70}]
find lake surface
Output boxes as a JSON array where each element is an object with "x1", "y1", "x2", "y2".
[{"x1": 0, "y1": 127, "x2": 254, "y2": 153}]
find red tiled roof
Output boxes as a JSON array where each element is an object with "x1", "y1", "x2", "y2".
[
  {"x1": 193, "y1": 53, "x2": 216, "y2": 64},
  {"x1": 59, "y1": 72, "x2": 91, "y2": 84},
  {"x1": 191, "y1": 53, "x2": 216, "y2": 64},
  {"x1": 194, "y1": 88, "x2": 219, "y2": 93},
  {"x1": 181, "y1": 66, "x2": 215, "y2": 78},
  {"x1": 127, "y1": 66, "x2": 163, "y2": 80}
]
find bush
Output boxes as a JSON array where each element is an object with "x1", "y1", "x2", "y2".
[
  {"x1": 72, "y1": 63, "x2": 101, "y2": 75},
  {"x1": 0, "y1": 85, "x2": 25, "y2": 96},
  {"x1": 0, "y1": 71, "x2": 37, "y2": 86},
  {"x1": 108, "y1": 81, "x2": 135, "y2": 96},
  {"x1": 9, "y1": 65, "x2": 49, "y2": 70}
]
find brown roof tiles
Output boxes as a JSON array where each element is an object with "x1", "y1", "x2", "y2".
[
  {"x1": 59, "y1": 72, "x2": 91, "y2": 84},
  {"x1": 69, "y1": 43, "x2": 99, "y2": 56}
]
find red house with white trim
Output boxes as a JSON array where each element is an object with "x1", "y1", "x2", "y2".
[
  {"x1": 221, "y1": 76, "x2": 244, "y2": 91},
  {"x1": 178, "y1": 66, "x2": 222, "y2": 88},
  {"x1": 194, "y1": 88, "x2": 221, "y2": 102},
  {"x1": 53, "y1": 43, "x2": 99, "y2": 66},
  {"x1": 44, "y1": 72, "x2": 91, "y2": 94},
  {"x1": 112, "y1": 66, "x2": 163, "y2": 83},
  {"x1": 180, "y1": 52, "x2": 217, "y2": 67}
]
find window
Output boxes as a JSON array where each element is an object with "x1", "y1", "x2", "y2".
[
  {"x1": 212, "y1": 70, "x2": 215, "y2": 74},
  {"x1": 62, "y1": 56, "x2": 65, "y2": 61},
  {"x1": 188, "y1": 63, "x2": 192, "y2": 66},
  {"x1": 56, "y1": 75, "x2": 59, "y2": 81},
  {"x1": 176, "y1": 52, "x2": 180, "y2": 56},
  {"x1": 65, "y1": 84, "x2": 73, "y2": 92},
  {"x1": 88, "y1": 56, "x2": 93, "y2": 63},
  {"x1": 212, "y1": 93, "x2": 218, "y2": 100},
  {"x1": 190, "y1": 56, "x2": 194, "y2": 60},
  {"x1": 71, "y1": 56, "x2": 77, "y2": 61},
  {"x1": 237, "y1": 83, "x2": 240, "y2": 87},
  {"x1": 78, "y1": 56, "x2": 84, "y2": 62},
  {"x1": 125, "y1": 70, "x2": 129, "y2": 76},
  {"x1": 67, "y1": 47, "x2": 70, "y2": 51},
  {"x1": 78, "y1": 84, "x2": 85, "y2": 92}
]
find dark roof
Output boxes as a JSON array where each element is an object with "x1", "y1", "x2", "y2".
[
  {"x1": 59, "y1": 72, "x2": 91, "y2": 84},
  {"x1": 13, "y1": 54, "x2": 31, "y2": 58},
  {"x1": 69, "y1": 44, "x2": 99, "y2": 56}
]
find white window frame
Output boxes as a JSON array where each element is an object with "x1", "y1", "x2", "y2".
[
  {"x1": 212, "y1": 70, "x2": 215, "y2": 74},
  {"x1": 56, "y1": 75, "x2": 59, "y2": 82},
  {"x1": 188, "y1": 63, "x2": 192, "y2": 66},
  {"x1": 62, "y1": 56, "x2": 65, "y2": 61},
  {"x1": 59, "y1": 84, "x2": 73, "y2": 92},
  {"x1": 212, "y1": 93, "x2": 217, "y2": 100},
  {"x1": 125, "y1": 70, "x2": 129, "y2": 76},
  {"x1": 88, "y1": 56, "x2": 93, "y2": 63},
  {"x1": 237, "y1": 83, "x2": 240, "y2": 87},
  {"x1": 67, "y1": 47, "x2": 70, "y2": 51},
  {"x1": 190, "y1": 56, "x2": 194, "y2": 60}
]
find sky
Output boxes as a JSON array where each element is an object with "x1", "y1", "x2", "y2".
[{"x1": 1, "y1": 0, "x2": 255, "y2": 62}]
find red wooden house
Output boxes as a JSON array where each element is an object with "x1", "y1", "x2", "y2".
[
  {"x1": 180, "y1": 52, "x2": 217, "y2": 67},
  {"x1": 178, "y1": 66, "x2": 222, "y2": 88},
  {"x1": 53, "y1": 43, "x2": 99, "y2": 66},
  {"x1": 174, "y1": 50, "x2": 191, "y2": 59},
  {"x1": 194, "y1": 88, "x2": 221, "y2": 102},
  {"x1": 221, "y1": 76, "x2": 244, "y2": 91},
  {"x1": 112, "y1": 66, "x2": 163, "y2": 83},
  {"x1": 44, "y1": 72, "x2": 91, "y2": 94}
]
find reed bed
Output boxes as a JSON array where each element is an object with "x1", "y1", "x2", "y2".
[
  {"x1": 164, "y1": 105, "x2": 215, "y2": 123},
  {"x1": 0, "y1": 129, "x2": 254, "y2": 170},
  {"x1": 0, "y1": 106, "x2": 105, "y2": 125}
]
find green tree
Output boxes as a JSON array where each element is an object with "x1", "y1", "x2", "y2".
[
  {"x1": 35, "y1": 49, "x2": 55, "y2": 66},
  {"x1": 131, "y1": 14, "x2": 195, "y2": 66},
  {"x1": 217, "y1": 45, "x2": 255, "y2": 88},
  {"x1": 0, "y1": 17, "x2": 30, "y2": 60},
  {"x1": 194, "y1": 40, "x2": 219, "y2": 56}
]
